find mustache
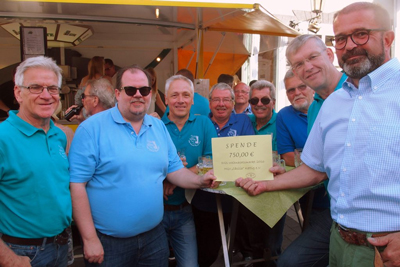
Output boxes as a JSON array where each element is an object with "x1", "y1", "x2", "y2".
[
  {"x1": 341, "y1": 48, "x2": 367, "y2": 62},
  {"x1": 130, "y1": 99, "x2": 145, "y2": 104}
]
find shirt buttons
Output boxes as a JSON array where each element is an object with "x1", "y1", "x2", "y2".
[
  {"x1": 341, "y1": 193, "x2": 345, "y2": 197},
  {"x1": 346, "y1": 143, "x2": 351, "y2": 147},
  {"x1": 339, "y1": 215, "x2": 344, "y2": 219},
  {"x1": 131, "y1": 131, "x2": 134, "y2": 134},
  {"x1": 343, "y1": 168, "x2": 347, "y2": 172},
  {"x1": 351, "y1": 118, "x2": 356, "y2": 122},
  {"x1": 373, "y1": 86, "x2": 378, "y2": 90},
  {"x1": 358, "y1": 96, "x2": 363, "y2": 100}
]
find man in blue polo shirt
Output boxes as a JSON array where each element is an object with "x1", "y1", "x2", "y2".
[
  {"x1": 0, "y1": 56, "x2": 71, "y2": 267},
  {"x1": 277, "y1": 70, "x2": 314, "y2": 167},
  {"x1": 192, "y1": 82, "x2": 254, "y2": 266},
  {"x1": 162, "y1": 74, "x2": 217, "y2": 267},
  {"x1": 69, "y1": 65, "x2": 216, "y2": 267}
]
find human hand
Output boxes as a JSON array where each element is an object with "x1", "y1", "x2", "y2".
[
  {"x1": 163, "y1": 180, "x2": 177, "y2": 200},
  {"x1": 368, "y1": 232, "x2": 400, "y2": 266},
  {"x1": 201, "y1": 169, "x2": 217, "y2": 188},
  {"x1": 270, "y1": 163, "x2": 286, "y2": 176},
  {"x1": 65, "y1": 105, "x2": 84, "y2": 123},
  {"x1": 10, "y1": 255, "x2": 31, "y2": 267},
  {"x1": 83, "y1": 237, "x2": 104, "y2": 264},
  {"x1": 235, "y1": 178, "x2": 268, "y2": 196}
]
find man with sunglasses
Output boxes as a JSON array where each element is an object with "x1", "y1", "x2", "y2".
[
  {"x1": 247, "y1": 80, "x2": 287, "y2": 263},
  {"x1": 237, "y1": 2, "x2": 400, "y2": 266},
  {"x1": 69, "y1": 65, "x2": 217, "y2": 267},
  {"x1": 0, "y1": 56, "x2": 72, "y2": 267}
]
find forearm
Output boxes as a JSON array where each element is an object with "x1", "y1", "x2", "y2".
[
  {"x1": 0, "y1": 241, "x2": 31, "y2": 267},
  {"x1": 268, "y1": 164, "x2": 326, "y2": 191},
  {"x1": 167, "y1": 168, "x2": 203, "y2": 189},
  {"x1": 70, "y1": 183, "x2": 98, "y2": 243}
]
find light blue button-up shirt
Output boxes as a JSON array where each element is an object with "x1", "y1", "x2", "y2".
[{"x1": 303, "y1": 58, "x2": 400, "y2": 232}]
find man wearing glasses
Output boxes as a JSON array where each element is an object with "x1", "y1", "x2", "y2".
[
  {"x1": 276, "y1": 70, "x2": 314, "y2": 167},
  {"x1": 0, "y1": 56, "x2": 71, "y2": 267},
  {"x1": 237, "y1": 2, "x2": 400, "y2": 266},
  {"x1": 66, "y1": 78, "x2": 115, "y2": 123},
  {"x1": 277, "y1": 35, "x2": 347, "y2": 267},
  {"x1": 191, "y1": 82, "x2": 254, "y2": 266},
  {"x1": 69, "y1": 65, "x2": 216, "y2": 266}
]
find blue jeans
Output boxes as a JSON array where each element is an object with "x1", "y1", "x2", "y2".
[
  {"x1": 5, "y1": 240, "x2": 68, "y2": 267},
  {"x1": 277, "y1": 208, "x2": 331, "y2": 267},
  {"x1": 162, "y1": 204, "x2": 198, "y2": 267},
  {"x1": 85, "y1": 222, "x2": 169, "y2": 267}
]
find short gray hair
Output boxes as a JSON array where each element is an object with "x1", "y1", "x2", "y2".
[
  {"x1": 284, "y1": 69, "x2": 296, "y2": 83},
  {"x1": 209, "y1": 83, "x2": 235, "y2": 100},
  {"x1": 334, "y1": 2, "x2": 391, "y2": 30},
  {"x1": 250, "y1": 80, "x2": 276, "y2": 100},
  {"x1": 15, "y1": 56, "x2": 62, "y2": 87},
  {"x1": 286, "y1": 35, "x2": 327, "y2": 65},
  {"x1": 165, "y1": 75, "x2": 194, "y2": 96},
  {"x1": 86, "y1": 78, "x2": 115, "y2": 109}
]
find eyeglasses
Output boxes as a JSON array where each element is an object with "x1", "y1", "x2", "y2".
[
  {"x1": 19, "y1": 84, "x2": 60, "y2": 95},
  {"x1": 81, "y1": 94, "x2": 96, "y2": 100},
  {"x1": 249, "y1": 97, "x2": 271, "y2": 105},
  {"x1": 291, "y1": 51, "x2": 325, "y2": 72},
  {"x1": 332, "y1": 29, "x2": 387, "y2": 50},
  {"x1": 286, "y1": 84, "x2": 308, "y2": 95},
  {"x1": 121, "y1": 86, "x2": 152, "y2": 97},
  {"x1": 210, "y1": 98, "x2": 233, "y2": 104}
]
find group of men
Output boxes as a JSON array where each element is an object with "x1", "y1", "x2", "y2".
[{"x1": 2, "y1": 2, "x2": 400, "y2": 267}]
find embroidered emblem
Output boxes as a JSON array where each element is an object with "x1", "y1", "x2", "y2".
[
  {"x1": 147, "y1": 140, "x2": 159, "y2": 152},
  {"x1": 227, "y1": 129, "x2": 237, "y2": 136},
  {"x1": 188, "y1": 135, "x2": 201, "y2": 147}
]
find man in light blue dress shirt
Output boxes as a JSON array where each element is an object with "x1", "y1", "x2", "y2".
[{"x1": 237, "y1": 2, "x2": 400, "y2": 266}]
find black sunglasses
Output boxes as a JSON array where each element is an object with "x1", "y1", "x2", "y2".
[
  {"x1": 121, "y1": 86, "x2": 151, "y2": 97},
  {"x1": 249, "y1": 97, "x2": 271, "y2": 105}
]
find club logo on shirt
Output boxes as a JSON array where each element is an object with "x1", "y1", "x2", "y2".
[
  {"x1": 227, "y1": 129, "x2": 237, "y2": 136},
  {"x1": 147, "y1": 140, "x2": 159, "y2": 152},
  {"x1": 189, "y1": 135, "x2": 201, "y2": 147},
  {"x1": 58, "y1": 145, "x2": 67, "y2": 159}
]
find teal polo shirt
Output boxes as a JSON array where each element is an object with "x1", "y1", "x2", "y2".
[
  {"x1": 162, "y1": 113, "x2": 217, "y2": 205},
  {"x1": 0, "y1": 111, "x2": 72, "y2": 238},
  {"x1": 307, "y1": 73, "x2": 348, "y2": 133},
  {"x1": 248, "y1": 110, "x2": 277, "y2": 151}
]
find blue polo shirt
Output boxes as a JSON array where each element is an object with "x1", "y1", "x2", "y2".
[
  {"x1": 163, "y1": 92, "x2": 211, "y2": 119},
  {"x1": 209, "y1": 113, "x2": 255, "y2": 137},
  {"x1": 276, "y1": 105, "x2": 308, "y2": 154},
  {"x1": 69, "y1": 106, "x2": 183, "y2": 238},
  {"x1": 248, "y1": 111, "x2": 277, "y2": 151},
  {"x1": 307, "y1": 73, "x2": 348, "y2": 133},
  {"x1": 0, "y1": 111, "x2": 71, "y2": 238},
  {"x1": 162, "y1": 113, "x2": 217, "y2": 205}
]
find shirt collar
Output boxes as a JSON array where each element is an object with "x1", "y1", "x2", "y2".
[
  {"x1": 111, "y1": 104, "x2": 152, "y2": 128},
  {"x1": 7, "y1": 110, "x2": 56, "y2": 137}
]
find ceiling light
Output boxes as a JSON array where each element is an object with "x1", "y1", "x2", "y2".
[{"x1": 155, "y1": 8, "x2": 160, "y2": 19}]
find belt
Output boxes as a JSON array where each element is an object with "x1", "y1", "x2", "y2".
[
  {"x1": 1, "y1": 228, "x2": 69, "y2": 246},
  {"x1": 336, "y1": 223, "x2": 389, "y2": 247},
  {"x1": 164, "y1": 201, "x2": 190, "y2": 211}
]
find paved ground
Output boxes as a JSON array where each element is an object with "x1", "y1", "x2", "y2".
[{"x1": 70, "y1": 206, "x2": 302, "y2": 267}]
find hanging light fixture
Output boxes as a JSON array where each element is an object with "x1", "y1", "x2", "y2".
[
  {"x1": 311, "y1": 0, "x2": 325, "y2": 14},
  {"x1": 1, "y1": 21, "x2": 93, "y2": 47}
]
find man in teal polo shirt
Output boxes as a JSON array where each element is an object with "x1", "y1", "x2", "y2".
[
  {"x1": 162, "y1": 74, "x2": 217, "y2": 267},
  {"x1": 0, "y1": 56, "x2": 72, "y2": 267},
  {"x1": 248, "y1": 80, "x2": 277, "y2": 150},
  {"x1": 276, "y1": 35, "x2": 347, "y2": 267}
]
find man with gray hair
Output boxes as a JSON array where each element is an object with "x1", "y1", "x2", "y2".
[
  {"x1": 191, "y1": 82, "x2": 254, "y2": 266},
  {"x1": 277, "y1": 70, "x2": 314, "y2": 167},
  {"x1": 162, "y1": 74, "x2": 217, "y2": 267},
  {"x1": 233, "y1": 82, "x2": 252, "y2": 114},
  {"x1": 0, "y1": 56, "x2": 72, "y2": 267},
  {"x1": 277, "y1": 35, "x2": 347, "y2": 267},
  {"x1": 238, "y1": 2, "x2": 400, "y2": 266}
]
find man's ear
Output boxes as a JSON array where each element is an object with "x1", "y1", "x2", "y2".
[
  {"x1": 326, "y1": 48, "x2": 335, "y2": 63},
  {"x1": 14, "y1": 85, "x2": 23, "y2": 104}
]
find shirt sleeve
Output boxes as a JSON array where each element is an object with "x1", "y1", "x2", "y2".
[
  {"x1": 69, "y1": 125, "x2": 98, "y2": 183},
  {"x1": 242, "y1": 115, "x2": 255, "y2": 135}
]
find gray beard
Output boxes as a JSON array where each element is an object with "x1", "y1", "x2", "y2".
[{"x1": 341, "y1": 43, "x2": 385, "y2": 79}]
